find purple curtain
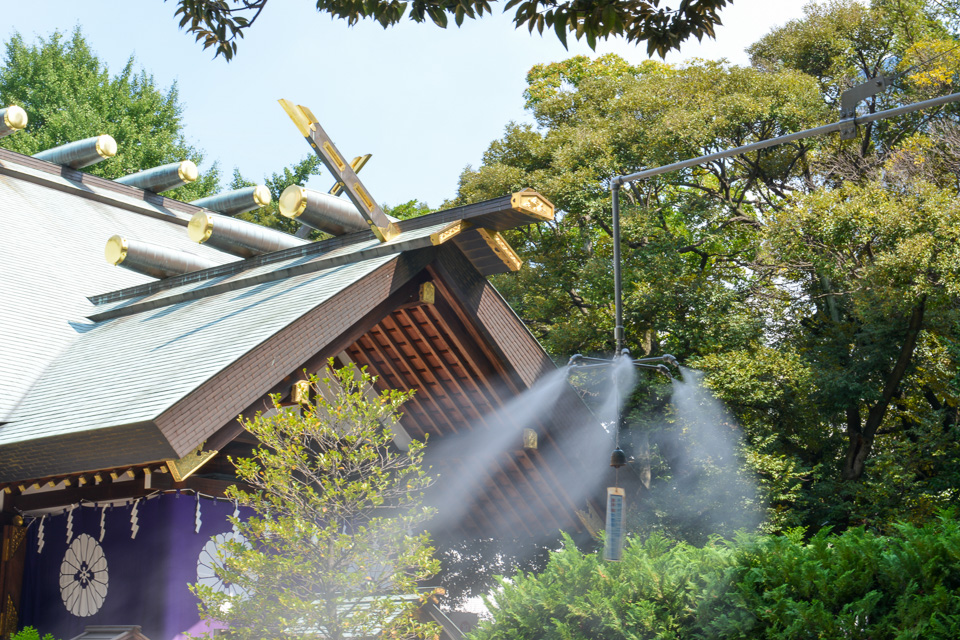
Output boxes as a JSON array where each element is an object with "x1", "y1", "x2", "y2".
[{"x1": 20, "y1": 493, "x2": 249, "y2": 640}]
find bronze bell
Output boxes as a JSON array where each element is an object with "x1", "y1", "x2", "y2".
[{"x1": 610, "y1": 447, "x2": 627, "y2": 468}]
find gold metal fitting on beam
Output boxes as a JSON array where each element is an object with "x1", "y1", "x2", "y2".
[
  {"x1": 523, "y1": 428, "x2": 538, "y2": 449},
  {"x1": 510, "y1": 188, "x2": 554, "y2": 220},
  {"x1": 166, "y1": 442, "x2": 218, "y2": 482},
  {"x1": 278, "y1": 98, "x2": 317, "y2": 137},
  {"x1": 104, "y1": 235, "x2": 128, "y2": 265},
  {"x1": 2, "y1": 105, "x2": 27, "y2": 130},
  {"x1": 187, "y1": 211, "x2": 215, "y2": 243},
  {"x1": 477, "y1": 228, "x2": 523, "y2": 271},
  {"x1": 95, "y1": 134, "x2": 117, "y2": 159},
  {"x1": 430, "y1": 220, "x2": 471, "y2": 245},
  {"x1": 292, "y1": 379, "x2": 311, "y2": 404},
  {"x1": 177, "y1": 160, "x2": 199, "y2": 183},
  {"x1": 419, "y1": 282, "x2": 436, "y2": 305}
]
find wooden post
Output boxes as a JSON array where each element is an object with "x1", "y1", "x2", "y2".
[{"x1": 0, "y1": 517, "x2": 27, "y2": 638}]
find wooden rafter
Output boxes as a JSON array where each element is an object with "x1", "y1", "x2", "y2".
[{"x1": 392, "y1": 309, "x2": 567, "y2": 533}]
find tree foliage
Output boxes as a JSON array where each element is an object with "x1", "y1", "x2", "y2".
[
  {"x1": 192, "y1": 364, "x2": 439, "y2": 640},
  {"x1": 0, "y1": 28, "x2": 220, "y2": 202},
  {"x1": 167, "y1": 0, "x2": 730, "y2": 61},
  {"x1": 450, "y1": 0, "x2": 960, "y2": 536},
  {"x1": 472, "y1": 513, "x2": 960, "y2": 640}
]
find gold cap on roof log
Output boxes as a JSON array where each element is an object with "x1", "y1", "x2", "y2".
[
  {"x1": 105, "y1": 235, "x2": 129, "y2": 265},
  {"x1": 253, "y1": 184, "x2": 271, "y2": 206},
  {"x1": 105, "y1": 235, "x2": 218, "y2": 278},
  {"x1": 0, "y1": 105, "x2": 27, "y2": 138},
  {"x1": 116, "y1": 160, "x2": 198, "y2": 192},
  {"x1": 187, "y1": 210, "x2": 307, "y2": 257},
  {"x1": 187, "y1": 211, "x2": 216, "y2": 244},
  {"x1": 279, "y1": 184, "x2": 309, "y2": 217},
  {"x1": 178, "y1": 160, "x2": 199, "y2": 182},
  {"x1": 279, "y1": 185, "x2": 370, "y2": 236},
  {"x1": 33, "y1": 134, "x2": 117, "y2": 168},
  {"x1": 95, "y1": 134, "x2": 117, "y2": 159},
  {"x1": 190, "y1": 185, "x2": 271, "y2": 216}
]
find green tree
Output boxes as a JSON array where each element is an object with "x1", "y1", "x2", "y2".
[
  {"x1": 449, "y1": 52, "x2": 826, "y2": 534},
  {"x1": 192, "y1": 363, "x2": 440, "y2": 640},
  {"x1": 471, "y1": 513, "x2": 960, "y2": 640},
  {"x1": 0, "y1": 28, "x2": 220, "y2": 202},
  {"x1": 168, "y1": 0, "x2": 730, "y2": 61},
  {"x1": 451, "y1": 0, "x2": 960, "y2": 535},
  {"x1": 10, "y1": 629, "x2": 58, "y2": 640}
]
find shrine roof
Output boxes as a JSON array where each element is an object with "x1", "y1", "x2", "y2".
[{"x1": 0, "y1": 146, "x2": 556, "y2": 484}]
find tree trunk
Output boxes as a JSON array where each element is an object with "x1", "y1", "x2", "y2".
[{"x1": 841, "y1": 296, "x2": 927, "y2": 481}]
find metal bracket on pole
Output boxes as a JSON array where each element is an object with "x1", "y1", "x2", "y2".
[
  {"x1": 279, "y1": 99, "x2": 399, "y2": 242},
  {"x1": 329, "y1": 153, "x2": 372, "y2": 197},
  {"x1": 839, "y1": 75, "x2": 894, "y2": 140}
]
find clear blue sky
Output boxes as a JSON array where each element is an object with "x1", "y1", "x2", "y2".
[{"x1": 3, "y1": 1, "x2": 811, "y2": 207}]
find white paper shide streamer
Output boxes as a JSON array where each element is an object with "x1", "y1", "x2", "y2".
[
  {"x1": 195, "y1": 495, "x2": 202, "y2": 533},
  {"x1": 65, "y1": 506, "x2": 74, "y2": 545},
  {"x1": 37, "y1": 515, "x2": 46, "y2": 554},
  {"x1": 130, "y1": 499, "x2": 140, "y2": 539}
]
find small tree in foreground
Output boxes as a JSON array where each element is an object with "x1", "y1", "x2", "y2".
[{"x1": 192, "y1": 363, "x2": 440, "y2": 640}]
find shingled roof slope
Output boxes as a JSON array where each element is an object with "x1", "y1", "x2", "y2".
[
  {"x1": 0, "y1": 156, "x2": 239, "y2": 423},
  {"x1": 2, "y1": 253, "x2": 397, "y2": 449}
]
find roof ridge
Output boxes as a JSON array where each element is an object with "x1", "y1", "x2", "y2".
[
  {"x1": 0, "y1": 148, "x2": 203, "y2": 222},
  {"x1": 87, "y1": 192, "x2": 551, "y2": 305}
]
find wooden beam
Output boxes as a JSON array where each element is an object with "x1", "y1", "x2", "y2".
[
  {"x1": 379, "y1": 314, "x2": 536, "y2": 537},
  {"x1": 416, "y1": 303, "x2": 504, "y2": 413},
  {"x1": 149, "y1": 474, "x2": 238, "y2": 497},
  {"x1": 426, "y1": 269, "x2": 521, "y2": 395},
  {"x1": 11, "y1": 477, "x2": 150, "y2": 512},
  {"x1": 354, "y1": 332, "x2": 446, "y2": 439},
  {"x1": 397, "y1": 310, "x2": 567, "y2": 533},
  {"x1": 201, "y1": 268, "x2": 436, "y2": 449},
  {"x1": 376, "y1": 317, "x2": 464, "y2": 435},
  {"x1": 360, "y1": 320, "x2": 529, "y2": 534},
  {"x1": 407, "y1": 306, "x2": 498, "y2": 417},
  {"x1": 431, "y1": 281, "x2": 599, "y2": 516}
]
